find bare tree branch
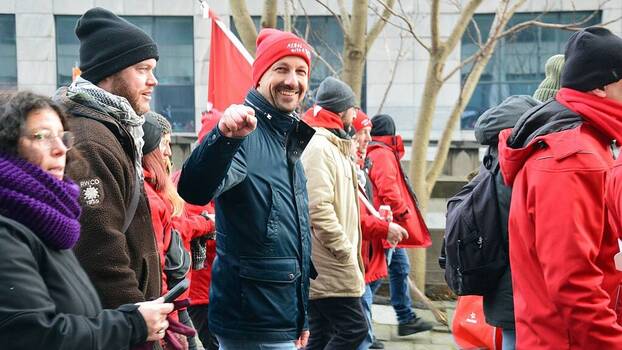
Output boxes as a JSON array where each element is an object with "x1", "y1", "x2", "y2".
[
  {"x1": 366, "y1": 0, "x2": 397, "y2": 50},
  {"x1": 284, "y1": 0, "x2": 292, "y2": 32},
  {"x1": 368, "y1": 5, "x2": 416, "y2": 36},
  {"x1": 431, "y1": 0, "x2": 440, "y2": 51},
  {"x1": 442, "y1": 51, "x2": 480, "y2": 83},
  {"x1": 337, "y1": 0, "x2": 352, "y2": 35},
  {"x1": 261, "y1": 0, "x2": 278, "y2": 28},
  {"x1": 314, "y1": 0, "x2": 347, "y2": 37},
  {"x1": 499, "y1": 7, "x2": 605, "y2": 38},
  {"x1": 443, "y1": 0, "x2": 485, "y2": 58},
  {"x1": 375, "y1": 0, "x2": 430, "y2": 53},
  {"x1": 229, "y1": 0, "x2": 258, "y2": 55},
  {"x1": 376, "y1": 33, "x2": 407, "y2": 114}
]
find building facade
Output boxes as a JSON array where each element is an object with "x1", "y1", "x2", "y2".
[{"x1": 1, "y1": 0, "x2": 621, "y2": 166}]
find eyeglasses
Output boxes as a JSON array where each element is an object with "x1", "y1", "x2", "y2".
[{"x1": 23, "y1": 129, "x2": 75, "y2": 150}]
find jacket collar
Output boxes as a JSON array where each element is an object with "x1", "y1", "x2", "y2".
[
  {"x1": 314, "y1": 127, "x2": 352, "y2": 157},
  {"x1": 245, "y1": 89, "x2": 298, "y2": 136}
]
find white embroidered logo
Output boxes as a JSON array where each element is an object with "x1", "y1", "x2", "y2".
[
  {"x1": 80, "y1": 178, "x2": 102, "y2": 206},
  {"x1": 84, "y1": 186, "x2": 99, "y2": 202}
]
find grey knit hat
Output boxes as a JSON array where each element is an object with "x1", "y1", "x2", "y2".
[
  {"x1": 533, "y1": 54, "x2": 565, "y2": 102},
  {"x1": 142, "y1": 113, "x2": 162, "y2": 155},
  {"x1": 315, "y1": 77, "x2": 356, "y2": 113},
  {"x1": 145, "y1": 111, "x2": 172, "y2": 135}
]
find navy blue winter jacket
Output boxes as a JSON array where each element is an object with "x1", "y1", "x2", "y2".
[{"x1": 178, "y1": 90, "x2": 315, "y2": 341}]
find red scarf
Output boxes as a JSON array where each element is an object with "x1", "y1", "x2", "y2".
[
  {"x1": 302, "y1": 105, "x2": 345, "y2": 130},
  {"x1": 557, "y1": 87, "x2": 622, "y2": 143}
]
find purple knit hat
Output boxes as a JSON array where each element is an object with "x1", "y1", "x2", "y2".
[{"x1": 0, "y1": 154, "x2": 81, "y2": 250}]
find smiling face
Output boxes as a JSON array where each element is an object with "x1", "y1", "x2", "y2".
[
  {"x1": 256, "y1": 56, "x2": 309, "y2": 113},
  {"x1": 99, "y1": 58, "x2": 158, "y2": 115},
  {"x1": 18, "y1": 108, "x2": 69, "y2": 181}
]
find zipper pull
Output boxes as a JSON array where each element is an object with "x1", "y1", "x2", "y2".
[{"x1": 611, "y1": 140, "x2": 619, "y2": 160}]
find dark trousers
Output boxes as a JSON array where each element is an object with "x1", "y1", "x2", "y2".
[
  {"x1": 187, "y1": 304, "x2": 219, "y2": 350},
  {"x1": 306, "y1": 297, "x2": 368, "y2": 350}
]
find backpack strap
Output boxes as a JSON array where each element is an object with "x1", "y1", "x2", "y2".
[{"x1": 121, "y1": 170, "x2": 141, "y2": 234}]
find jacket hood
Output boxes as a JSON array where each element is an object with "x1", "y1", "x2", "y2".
[
  {"x1": 474, "y1": 95, "x2": 539, "y2": 146},
  {"x1": 498, "y1": 99, "x2": 583, "y2": 185},
  {"x1": 369, "y1": 135, "x2": 404, "y2": 159},
  {"x1": 370, "y1": 114, "x2": 396, "y2": 136}
]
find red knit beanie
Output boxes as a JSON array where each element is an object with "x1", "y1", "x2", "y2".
[
  {"x1": 352, "y1": 109, "x2": 372, "y2": 132},
  {"x1": 252, "y1": 28, "x2": 312, "y2": 87}
]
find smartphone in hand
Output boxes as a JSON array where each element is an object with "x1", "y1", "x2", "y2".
[{"x1": 163, "y1": 279, "x2": 189, "y2": 303}]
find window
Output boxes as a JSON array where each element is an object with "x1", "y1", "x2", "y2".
[
  {"x1": 460, "y1": 11, "x2": 600, "y2": 129},
  {"x1": 55, "y1": 16, "x2": 195, "y2": 133},
  {"x1": 231, "y1": 16, "x2": 365, "y2": 111},
  {"x1": 0, "y1": 15, "x2": 17, "y2": 91}
]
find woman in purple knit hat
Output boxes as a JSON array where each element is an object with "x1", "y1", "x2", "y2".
[{"x1": 0, "y1": 91, "x2": 173, "y2": 349}]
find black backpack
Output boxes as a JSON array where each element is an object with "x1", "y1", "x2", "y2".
[
  {"x1": 439, "y1": 149, "x2": 508, "y2": 296},
  {"x1": 164, "y1": 228, "x2": 192, "y2": 287}
]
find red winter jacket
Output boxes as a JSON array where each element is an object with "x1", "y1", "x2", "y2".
[
  {"x1": 144, "y1": 169, "x2": 172, "y2": 294},
  {"x1": 366, "y1": 136, "x2": 431, "y2": 248},
  {"x1": 171, "y1": 170, "x2": 216, "y2": 306},
  {"x1": 358, "y1": 189, "x2": 389, "y2": 284},
  {"x1": 499, "y1": 119, "x2": 622, "y2": 349}
]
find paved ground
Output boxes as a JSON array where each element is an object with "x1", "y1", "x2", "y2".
[
  {"x1": 372, "y1": 301, "x2": 458, "y2": 349},
  {"x1": 193, "y1": 301, "x2": 458, "y2": 349}
]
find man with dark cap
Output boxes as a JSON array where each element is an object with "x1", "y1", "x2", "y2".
[
  {"x1": 178, "y1": 28, "x2": 315, "y2": 350},
  {"x1": 300, "y1": 76, "x2": 368, "y2": 349},
  {"x1": 53, "y1": 7, "x2": 161, "y2": 309},
  {"x1": 498, "y1": 26, "x2": 622, "y2": 349},
  {"x1": 470, "y1": 53, "x2": 564, "y2": 350},
  {"x1": 365, "y1": 114, "x2": 433, "y2": 337}
]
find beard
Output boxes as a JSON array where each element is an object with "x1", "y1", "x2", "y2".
[
  {"x1": 109, "y1": 75, "x2": 148, "y2": 115},
  {"x1": 269, "y1": 82, "x2": 303, "y2": 113}
]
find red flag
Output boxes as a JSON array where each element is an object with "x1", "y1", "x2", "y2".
[{"x1": 208, "y1": 10, "x2": 253, "y2": 112}]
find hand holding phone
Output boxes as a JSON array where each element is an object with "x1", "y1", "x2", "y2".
[{"x1": 163, "y1": 278, "x2": 189, "y2": 303}]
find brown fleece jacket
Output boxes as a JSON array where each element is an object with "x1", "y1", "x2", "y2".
[{"x1": 59, "y1": 89, "x2": 161, "y2": 308}]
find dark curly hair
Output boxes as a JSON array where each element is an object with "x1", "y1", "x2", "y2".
[{"x1": 0, "y1": 91, "x2": 69, "y2": 156}]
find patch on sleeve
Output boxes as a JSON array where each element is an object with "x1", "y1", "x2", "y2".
[{"x1": 79, "y1": 178, "x2": 104, "y2": 207}]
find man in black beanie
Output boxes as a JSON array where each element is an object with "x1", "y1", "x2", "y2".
[
  {"x1": 498, "y1": 26, "x2": 622, "y2": 349},
  {"x1": 53, "y1": 7, "x2": 162, "y2": 324},
  {"x1": 366, "y1": 114, "x2": 433, "y2": 338}
]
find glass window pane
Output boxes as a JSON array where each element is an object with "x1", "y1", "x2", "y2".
[
  {"x1": 0, "y1": 15, "x2": 17, "y2": 91},
  {"x1": 460, "y1": 11, "x2": 600, "y2": 130},
  {"x1": 55, "y1": 15, "x2": 195, "y2": 133}
]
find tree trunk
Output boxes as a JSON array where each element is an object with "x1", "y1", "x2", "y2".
[
  {"x1": 261, "y1": 0, "x2": 277, "y2": 29},
  {"x1": 406, "y1": 53, "x2": 443, "y2": 291},
  {"x1": 229, "y1": 0, "x2": 258, "y2": 55},
  {"x1": 340, "y1": 0, "x2": 367, "y2": 104}
]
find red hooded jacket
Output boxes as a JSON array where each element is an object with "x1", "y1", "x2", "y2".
[
  {"x1": 144, "y1": 169, "x2": 172, "y2": 294},
  {"x1": 498, "y1": 90, "x2": 622, "y2": 349},
  {"x1": 366, "y1": 136, "x2": 431, "y2": 248},
  {"x1": 358, "y1": 188, "x2": 389, "y2": 284},
  {"x1": 171, "y1": 170, "x2": 217, "y2": 306}
]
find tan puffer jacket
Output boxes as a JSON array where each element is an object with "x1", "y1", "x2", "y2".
[{"x1": 301, "y1": 127, "x2": 365, "y2": 299}]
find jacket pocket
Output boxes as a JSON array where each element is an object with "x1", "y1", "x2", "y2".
[
  {"x1": 265, "y1": 185, "x2": 280, "y2": 243},
  {"x1": 239, "y1": 257, "x2": 301, "y2": 330}
]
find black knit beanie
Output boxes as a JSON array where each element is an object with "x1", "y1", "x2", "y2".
[
  {"x1": 142, "y1": 114, "x2": 162, "y2": 155},
  {"x1": 76, "y1": 7, "x2": 159, "y2": 84},
  {"x1": 370, "y1": 114, "x2": 396, "y2": 136},
  {"x1": 561, "y1": 26, "x2": 622, "y2": 92},
  {"x1": 315, "y1": 77, "x2": 356, "y2": 113}
]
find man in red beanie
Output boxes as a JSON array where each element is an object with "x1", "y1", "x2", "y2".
[{"x1": 178, "y1": 28, "x2": 315, "y2": 350}]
